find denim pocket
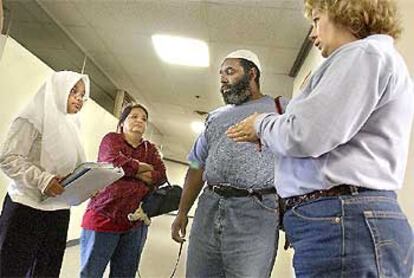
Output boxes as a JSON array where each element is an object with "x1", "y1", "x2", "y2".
[
  {"x1": 291, "y1": 198, "x2": 342, "y2": 222},
  {"x1": 364, "y1": 210, "x2": 414, "y2": 277},
  {"x1": 252, "y1": 194, "x2": 278, "y2": 213}
]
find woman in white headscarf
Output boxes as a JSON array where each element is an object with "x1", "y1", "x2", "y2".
[{"x1": 0, "y1": 71, "x2": 90, "y2": 277}]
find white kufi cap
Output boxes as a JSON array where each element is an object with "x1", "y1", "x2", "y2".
[{"x1": 223, "y1": 49, "x2": 262, "y2": 72}]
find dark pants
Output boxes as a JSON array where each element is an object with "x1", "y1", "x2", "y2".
[{"x1": 0, "y1": 194, "x2": 70, "y2": 278}]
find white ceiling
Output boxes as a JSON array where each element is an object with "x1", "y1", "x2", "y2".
[{"x1": 35, "y1": 0, "x2": 310, "y2": 162}]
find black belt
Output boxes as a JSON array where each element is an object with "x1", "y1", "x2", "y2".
[
  {"x1": 282, "y1": 184, "x2": 373, "y2": 211},
  {"x1": 207, "y1": 183, "x2": 276, "y2": 199}
]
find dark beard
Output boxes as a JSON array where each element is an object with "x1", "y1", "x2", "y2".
[{"x1": 221, "y1": 73, "x2": 251, "y2": 105}]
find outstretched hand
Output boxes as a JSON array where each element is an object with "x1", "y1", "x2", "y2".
[{"x1": 226, "y1": 112, "x2": 261, "y2": 143}]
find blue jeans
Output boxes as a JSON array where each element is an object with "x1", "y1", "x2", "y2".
[
  {"x1": 80, "y1": 224, "x2": 148, "y2": 278},
  {"x1": 284, "y1": 190, "x2": 414, "y2": 278},
  {"x1": 187, "y1": 188, "x2": 279, "y2": 278}
]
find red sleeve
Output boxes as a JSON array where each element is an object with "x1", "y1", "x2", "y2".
[
  {"x1": 97, "y1": 133, "x2": 139, "y2": 177},
  {"x1": 146, "y1": 143, "x2": 167, "y2": 187}
]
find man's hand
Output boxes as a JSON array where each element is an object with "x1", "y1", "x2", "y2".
[
  {"x1": 44, "y1": 176, "x2": 65, "y2": 197},
  {"x1": 171, "y1": 213, "x2": 188, "y2": 243},
  {"x1": 226, "y1": 112, "x2": 261, "y2": 142},
  {"x1": 138, "y1": 162, "x2": 154, "y2": 174},
  {"x1": 170, "y1": 168, "x2": 204, "y2": 243}
]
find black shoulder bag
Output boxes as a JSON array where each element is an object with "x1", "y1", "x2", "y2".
[{"x1": 141, "y1": 182, "x2": 182, "y2": 217}]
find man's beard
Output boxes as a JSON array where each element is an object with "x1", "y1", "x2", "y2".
[{"x1": 221, "y1": 74, "x2": 251, "y2": 105}]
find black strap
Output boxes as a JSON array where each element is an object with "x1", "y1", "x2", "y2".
[
  {"x1": 137, "y1": 239, "x2": 184, "y2": 278},
  {"x1": 169, "y1": 241, "x2": 184, "y2": 278}
]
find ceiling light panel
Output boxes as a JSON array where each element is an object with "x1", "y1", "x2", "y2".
[{"x1": 152, "y1": 34, "x2": 209, "y2": 67}]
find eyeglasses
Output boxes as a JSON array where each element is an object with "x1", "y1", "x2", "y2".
[{"x1": 69, "y1": 88, "x2": 88, "y2": 102}]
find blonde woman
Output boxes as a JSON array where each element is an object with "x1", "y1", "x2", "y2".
[
  {"x1": 228, "y1": 0, "x2": 413, "y2": 277},
  {"x1": 0, "y1": 71, "x2": 90, "y2": 277}
]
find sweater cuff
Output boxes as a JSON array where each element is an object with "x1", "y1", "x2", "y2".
[
  {"x1": 254, "y1": 113, "x2": 269, "y2": 139},
  {"x1": 124, "y1": 159, "x2": 140, "y2": 177}
]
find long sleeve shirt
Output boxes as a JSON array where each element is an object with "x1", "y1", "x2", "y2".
[
  {"x1": 255, "y1": 35, "x2": 414, "y2": 198},
  {"x1": 82, "y1": 132, "x2": 167, "y2": 232},
  {"x1": 0, "y1": 118, "x2": 68, "y2": 210}
]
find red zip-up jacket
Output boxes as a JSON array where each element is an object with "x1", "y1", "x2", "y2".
[{"x1": 82, "y1": 132, "x2": 167, "y2": 232}]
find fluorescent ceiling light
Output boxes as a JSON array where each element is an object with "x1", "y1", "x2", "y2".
[
  {"x1": 191, "y1": 121, "x2": 205, "y2": 134},
  {"x1": 152, "y1": 34, "x2": 209, "y2": 67}
]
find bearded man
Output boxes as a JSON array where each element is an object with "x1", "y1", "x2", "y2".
[{"x1": 171, "y1": 50, "x2": 287, "y2": 278}]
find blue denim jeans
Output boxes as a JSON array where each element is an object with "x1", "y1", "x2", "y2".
[
  {"x1": 283, "y1": 190, "x2": 414, "y2": 278},
  {"x1": 187, "y1": 188, "x2": 279, "y2": 278},
  {"x1": 80, "y1": 224, "x2": 148, "y2": 278}
]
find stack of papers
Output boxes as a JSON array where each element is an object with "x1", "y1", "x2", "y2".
[{"x1": 44, "y1": 162, "x2": 124, "y2": 206}]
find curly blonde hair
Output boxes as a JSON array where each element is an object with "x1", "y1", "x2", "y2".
[{"x1": 304, "y1": 0, "x2": 402, "y2": 39}]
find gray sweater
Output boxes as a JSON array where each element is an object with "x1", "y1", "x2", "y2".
[{"x1": 189, "y1": 95, "x2": 285, "y2": 189}]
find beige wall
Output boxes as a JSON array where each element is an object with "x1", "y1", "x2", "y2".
[
  {"x1": 292, "y1": 46, "x2": 324, "y2": 97},
  {"x1": 0, "y1": 34, "x2": 6, "y2": 60},
  {"x1": 397, "y1": 0, "x2": 414, "y2": 74}
]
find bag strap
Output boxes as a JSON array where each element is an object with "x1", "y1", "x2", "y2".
[
  {"x1": 137, "y1": 241, "x2": 184, "y2": 278},
  {"x1": 169, "y1": 241, "x2": 184, "y2": 278}
]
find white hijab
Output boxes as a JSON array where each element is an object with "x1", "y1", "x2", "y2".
[{"x1": 17, "y1": 71, "x2": 90, "y2": 176}]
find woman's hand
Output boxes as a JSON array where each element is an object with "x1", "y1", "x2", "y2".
[
  {"x1": 137, "y1": 171, "x2": 153, "y2": 186},
  {"x1": 226, "y1": 112, "x2": 261, "y2": 142},
  {"x1": 44, "y1": 176, "x2": 65, "y2": 197},
  {"x1": 136, "y1": 162, "x2": 155, "y2": 186},
  {"x1": 137, "y1": 162, "x2": 154, "y2": 174}
]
